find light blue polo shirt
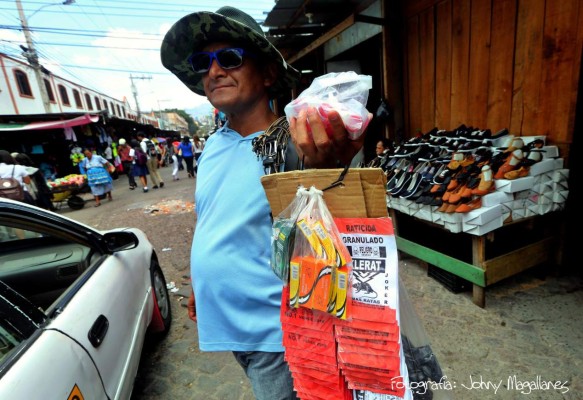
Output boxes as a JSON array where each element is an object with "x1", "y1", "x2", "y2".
[{"x1": 191, "y1": 123, "x2": 284, "y2": 352}]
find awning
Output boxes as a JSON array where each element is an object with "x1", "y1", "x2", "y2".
[{"x1": 0, "y1": 114, "x2": 100, "y2": 131}]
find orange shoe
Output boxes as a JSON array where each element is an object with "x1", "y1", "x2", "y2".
[
  {"x1": 455, "y1": 198, "x2": 482, "y2": 213},
  {"x1": 437, "y1": 202, "x2": 450, "y2": 213},
  {"x1": 472, "y1": 165, "x2": 494, "y2": 196},
  {"x1": 442, "y1": 189, "x2": 453, "y2": 202},
  {"x1": 448, "y1": 185, "x2": 467, "y2": 204},
  {"x1": 460, "y1": 154, "x2": 475, "y2": 167},
  {"x1": 494, "y1": 149, "x2": 523, "y2": 179},
  {"x1": 447, "y1": 152, "x2": 464, "y2": 171},
  {"x1": 504, "y1": 166, "x2": 530, "y2": 180},
  {"x1": 460, "y1": 185, "x2": 474, "y2": 199}
]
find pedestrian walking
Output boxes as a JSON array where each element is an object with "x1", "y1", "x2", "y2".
[
  {"x1": 129, "y1": 139, "x2": 150, "y2": 193},
  {"x1": 138, "y1": 132, "x2": 165, "y2": 189},
  {"x1": 177, "y1": 136, "x2": 196, "y2": 178},
  {"x1": 171, "y1": 151, "x2": 180, "y2": 181},
  {"x1": 193, "y1": 135, "x2": 204, "y2": 173},
  {"x1": 172, "y1": 136, "x2": 184, "y2": 170},
  {"x1": 161, "y1": 6, "x2": 368, "y2": 400},
  {"x1": 118, "y1": 138, "x2": 137, "y2": 189},
  {"x1": 79, "y1": 148, "x2": 113, "y2": 207}
]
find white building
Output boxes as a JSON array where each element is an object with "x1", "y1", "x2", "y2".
[
  {"x1": 0, "y1": 52, "x2": 157, "y2": 127},
  {"x1": 0, "y1": 52, "x2": 176, "y2": 178}
]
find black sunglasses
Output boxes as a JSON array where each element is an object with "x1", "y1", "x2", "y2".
[{"x1": 187, "y1": 48, "x2": 253, "y2": 74}]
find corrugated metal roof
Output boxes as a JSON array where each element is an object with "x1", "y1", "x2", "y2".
[{"x1": 263, "y1": 0, "x2": 374, "y2": 58}]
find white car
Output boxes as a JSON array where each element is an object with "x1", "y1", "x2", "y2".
[{"x1": 0, "y1": 198, "x2": 172, "y2": 399}]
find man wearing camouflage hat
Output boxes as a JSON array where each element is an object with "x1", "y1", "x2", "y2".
[{"x1": 161, "y1": 6, "x2": 368, "y2": 399}]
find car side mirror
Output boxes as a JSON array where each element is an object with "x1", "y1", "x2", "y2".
[{"x1": 102, "y1": 231, "x2": 139, "y2": 253}]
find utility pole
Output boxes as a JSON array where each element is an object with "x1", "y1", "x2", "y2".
[
  {"x1": 130, "y1": 74, "x2": 151, "y2": 121},
  {"x1": 16, "y1": 0, "x2": 50, "y2": 113}
]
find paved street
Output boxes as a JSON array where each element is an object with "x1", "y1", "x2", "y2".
[{"x1": 61, "y1": 164, "x2": 583, "y2": 400}]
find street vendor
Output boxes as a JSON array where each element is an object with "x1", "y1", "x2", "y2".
[
  {"x1": 161, "y1": 5, "x2": 370, "y2": 399},
  {"x1": 79, "y1": 148, "x2": 113, "y2": 207}
]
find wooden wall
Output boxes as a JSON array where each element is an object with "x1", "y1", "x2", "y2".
[{"x1": 400, "y1": 0, "x2": 583, "y2": 159}]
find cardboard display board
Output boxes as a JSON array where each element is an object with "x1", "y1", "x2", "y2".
[{"x1": 261, "y1": 168, "x2": 388, "y2": 218}]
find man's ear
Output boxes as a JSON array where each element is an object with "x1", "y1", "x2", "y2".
[{"x1": 263, "y1": 63, "x2": 278, "y2": 89}]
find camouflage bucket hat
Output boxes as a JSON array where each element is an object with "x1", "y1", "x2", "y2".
[{"x1": 160, "y1": 6, "x2": 300, "y2": 98}]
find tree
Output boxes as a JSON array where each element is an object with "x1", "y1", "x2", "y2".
[{"x1": 164, "y1": 108, "x2": 198, "y2": 135}]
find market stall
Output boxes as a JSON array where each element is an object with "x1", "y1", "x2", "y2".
[
  {"x1": 383, "y1": 129, "x2": 568, "y2": 307},
  {"x1": 48, "y1": 174, "x2": 88, "y2": 210}
]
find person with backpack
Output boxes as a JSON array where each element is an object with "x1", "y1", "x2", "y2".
[
  {"x1": 0, "y1": 150, "x2": 33, "y2": 205},
  {"x1": 137, "y1": 132, "x2": 165, "y2": 189},
  {"x1": 13, "y1": 152, "x2": 55, "y2": 211},
  {"x1": 129, "y1": 139, "x2": 150, "y2": 193},
  {"x1": 118, "y1": 138, "x2": 137, "y2": 190}
]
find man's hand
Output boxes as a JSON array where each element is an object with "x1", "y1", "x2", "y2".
[
  {"x1": 187, "y1": 290, "x2": 197, "y2": 323},
  {"x1": 289, "y1": 106, "x2": 372, "y2": 168}
]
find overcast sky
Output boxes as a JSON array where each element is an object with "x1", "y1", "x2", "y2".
[{"x1": 0, "y1": 0, "x2": 276, "y2": 114}]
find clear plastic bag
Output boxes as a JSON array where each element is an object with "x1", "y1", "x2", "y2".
[
  {"x1": 271, "y1": 186, "x2": 309, "y2": 284},
  {"x1": 284, "y1": 71, "x2": 373, "y2": 140},
  {"x1": 288, "y1": 187, "x2": 353, "y2": 317}
]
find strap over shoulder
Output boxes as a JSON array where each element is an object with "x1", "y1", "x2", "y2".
[{"x1": 251, "y1": 117, "x2": 302, "y2": 175}]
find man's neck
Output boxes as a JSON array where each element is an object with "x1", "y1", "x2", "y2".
[{"x1": 226, "y1": 105, "x2": 278, "y2": 137}]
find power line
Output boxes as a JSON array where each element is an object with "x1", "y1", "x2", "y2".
[
  {"x1": 4, "y1": 38, "x2": 159, "y2": 51},
  {"x1": 1, "y1": 0, "x2": 276, "y2": 108},
  {"x1": 0, "y1": 7, "x2": 189, "y2": 19},
  {"x1": 16, "y1": 0, "x2": 271, "y2": 13},
  {"x1": 1, "y1": 24, "x2": 163, "y2": 40},
  {"x1": 56, "y1": 64, "x2": 168, "y2": 74},
  {"x1": 14, "y1": 3, "x2": 189, "y2": 13},
  {"x1": 88, "y1": 0, "x2": 144, "y2": 79},
  {"x1": 0, "y1": 7, "x2": 267, "y2": 22}
]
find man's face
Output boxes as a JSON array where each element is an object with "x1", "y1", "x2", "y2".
[
  {"x1": 201, "y1": 41, "x2": 273, "y2": 114},
  {"x1": 375, "y1": 141, "x2": 385, "y2": 155}
]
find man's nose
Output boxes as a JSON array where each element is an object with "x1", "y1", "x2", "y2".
[{"x1": 208, "y1": 58, "x2": 225, "y2": 76}]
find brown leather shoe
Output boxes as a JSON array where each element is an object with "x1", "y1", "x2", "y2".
[
  {"x1": 460, "y1": 185, "x2": 474, "y2": 199},
  {"x1": 448, "y1": 185, "x2": 467, "y2": 204},
  {"x1": 504, "y1": 166, "x2": 530, "y2": 180},
  {"x1": 494, "y1": 150, "x2": 523, "y2": 179},
  {"x1": 471, "y1": 165, "x2": 494, "y2": 196},
  {"x1": 455, "y1": 197, "x2": 482, "y2": 213},
  {"x1": 460, "y1": 154, "x2": 475, "y2": 167},
  {"x1": 437, "y1": 201, "x2": 450, "y2": 213}
]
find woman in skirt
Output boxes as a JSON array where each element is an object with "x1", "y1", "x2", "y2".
[{"x1": 81, "y1": 148, "x2": 114, "y2": 207}]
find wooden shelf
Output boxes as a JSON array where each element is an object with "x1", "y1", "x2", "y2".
[{"x1": 389, "y1": 209, "x2": 563, "y2": 307}]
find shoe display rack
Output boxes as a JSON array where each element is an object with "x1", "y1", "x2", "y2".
[{"x1": 378, "y1": 126, "x2": 568, "y2": 307}]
